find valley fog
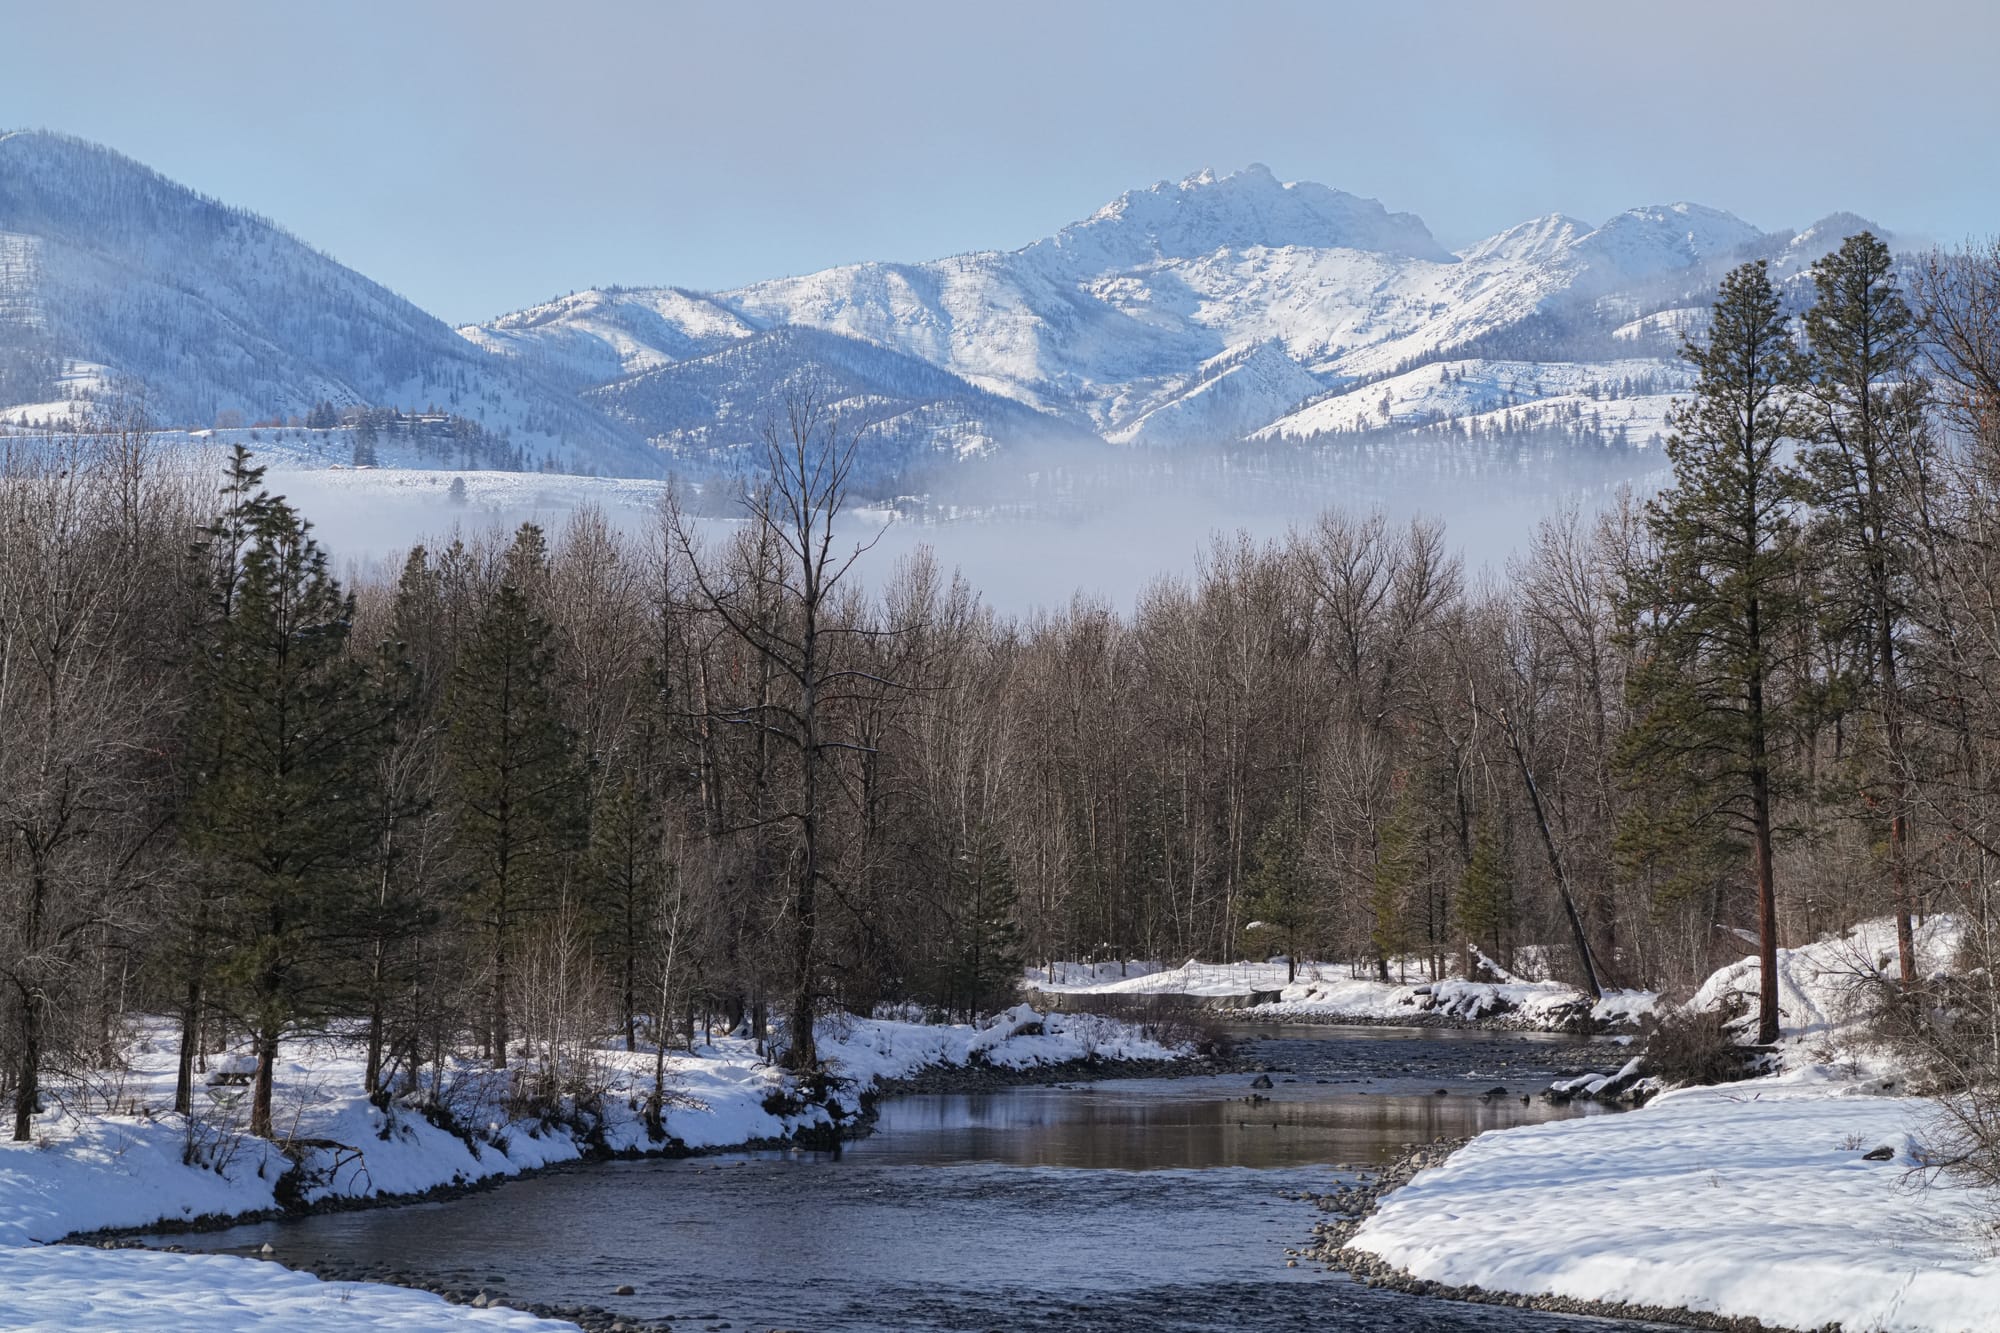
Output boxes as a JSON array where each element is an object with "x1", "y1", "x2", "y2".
[{"x1": 278, "y1": 458, "x2": 1667, "y2": 613}]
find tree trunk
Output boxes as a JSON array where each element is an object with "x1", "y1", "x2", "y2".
[
  {"x1": 1880, "y1": 608, "x2": 1917, "y2": 988},
  {"x1": 174, "y1": 980, "x2": 201, "y2": 1116},
  {"x1": 1751, "y1": 773, "x2": 1781, "y2": 1046},
  {"x1": 1748, "y1": 591, "x2": 1781, "y2": 1047},
  {"x1": 12, "y1": 987, "x2": 42, "y2": 1142},
  {"x1": 251, "y1": 1021, "x2": 279, "y2": 1139},
  {"x1": 1500, "y1": 708, "x2": 1601, "y2": 999}
]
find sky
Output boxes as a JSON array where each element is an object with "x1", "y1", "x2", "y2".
[{"x1": 3, "y1": 0, "x2": 1995, "y2": 325}]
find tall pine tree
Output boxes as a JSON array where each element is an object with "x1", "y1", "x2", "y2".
[
  {"x1": 1796, "y1": 232, "x2": 1931, "y2": 986},
  {"x1": 187, "y1": 494, "x2": 384, "y2": 1138},
  {"x1": 1624, "y1": 260, "x2": 1805, "y2": 1044},
  {"x1": 444, "y1": 524, "x2": 584, "y2": 1071}
]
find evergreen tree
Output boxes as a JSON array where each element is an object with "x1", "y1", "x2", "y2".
[
  {"x1": 444, "y1": 524, "x2": 584, "y2": 1070},
  {"x1": 945, "y1": 823, "x2": 1024, "y2": 1020},
  {"x1": 586, "y1": 765, "x2": 662, "y2": 1052},
  {"x1": 1243, "y1": 809, "x2": 1314, "y2": 983},
  {"x1": 1456, "y1": 816, "x2": 1515, "y2": 971},
  {"x1": 171, "y1": 445, "x2": 280, "y2": 1116},
  {"x1": 355, "y1": 575, "x2": 438, "y2": 1097},
  {"x1": 186, "y1": 497, "x2": 385, "y2": 1138},
  {"x1": 1622, "y1": 260, "x2": 1805, "y2": 1044},
  {"x1": 1372, "y1": 781, "x2": 1423, "y2": 982},
  {"x1": 1796, "y1": 232, "x2": 1931, "y2": 985}
]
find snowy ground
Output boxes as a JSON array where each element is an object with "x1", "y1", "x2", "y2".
[
  {"x1": 1350, "y1": 1070, "x2": 1997, "y2": 1332},
  {"x1": 1347, "y1": 919, "x2": 2000, "y2": 1333},
  {"x1": 0, "y1": 1004, "x2": 1181, "y2": 1330},
  {"x1": 1025, "y1": 955, "x2": 1657, "y2": 1030}
]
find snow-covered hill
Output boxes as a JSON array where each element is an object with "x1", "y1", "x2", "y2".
[
  {"x1": 582, "y1": 325, "x2": 1103, "y2": 487},
  {"x1": 0, "y1": 131, "x2": 656, "y2": 475}
]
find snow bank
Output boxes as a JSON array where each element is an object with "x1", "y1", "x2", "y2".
[
  {"x1": 1689, "y1": 915, "x2": 1964, "y2": 1051},
  {"x1": 1028, "y1": 957, "x2": 1656, "y2": 1030},
  {"x1": 0, "y1": 1246, "x2": 557, "y2": 1332},
  {"x1": 1346, "y1": 919, "x2": 1999, "y2": 1332},
  {"x1": 1349, "y1": 1070, "x2": 1998, "y2": 1332},
  {"x1": 0, "y1": 1007, "x2": 1184, "y2": 1329}
]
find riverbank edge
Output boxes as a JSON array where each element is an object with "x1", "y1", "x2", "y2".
[
  {"x1": 1031, "y1": 990, "x2": 1644, "y2": 1037},
  {"x1": 55, "y1": 1048, "x2": 1227, "y2": 1333},
  {"x1": 1308, "y1": 1138, "x2": 1822, "y2": 1333}
]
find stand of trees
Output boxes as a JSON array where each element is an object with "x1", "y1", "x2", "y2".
[{"x1": 0, "y1": 236, "x2": 1997, "y2": 1158}]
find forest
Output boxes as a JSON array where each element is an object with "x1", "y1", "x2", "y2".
[{"x1": 2, "y1": 233, "x2": 1998, "y2": 1151}]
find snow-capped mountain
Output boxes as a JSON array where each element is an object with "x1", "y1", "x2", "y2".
[
  {"x1": 0, "y1": 131, "x2": 656, "y2": 474},
  {"x1": 469, "y1": 163, "x2": 1890, "y2": 469},
  {"x1": 0, "y1": 132, "x2": 1896, "y2": 488}
]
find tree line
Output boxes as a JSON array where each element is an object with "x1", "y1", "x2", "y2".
[{"x1": 2, "y1": 234, "x2": 1999, "y2": 1147}]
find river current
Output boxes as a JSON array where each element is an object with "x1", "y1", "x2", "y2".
[{"x1": 145, "y1": 1025, "x2": 1661, "y2": 1331}]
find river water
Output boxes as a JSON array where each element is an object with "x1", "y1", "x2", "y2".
[{"x1": 145, "y1": 1025, "x2": 1659, "y2": 1331}]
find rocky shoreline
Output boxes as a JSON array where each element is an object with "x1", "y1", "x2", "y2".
[{"x1": 1305, "y1": 1139, "x2": 1819, "y2": 1333}]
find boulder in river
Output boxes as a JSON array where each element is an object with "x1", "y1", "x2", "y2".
[{"x1": 1250, "y1": 1074, "x2": 1274, "y2": 1089}]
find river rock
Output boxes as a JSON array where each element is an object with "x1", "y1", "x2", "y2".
[
  {"x1": 615, "y1": 1284, "x2": 637, "y2": 1295},
  {"x1": 1250, "y1": 1074, "x2": 1274, "y2": 1089}
]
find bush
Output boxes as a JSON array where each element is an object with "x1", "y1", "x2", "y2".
[{"x1": 1643, "y1": 1005, "x2": 1755, "y2": 1087}]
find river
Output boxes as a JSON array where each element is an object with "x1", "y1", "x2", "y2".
[{"x1": 141, "y1": 1024, "x2": 1660, "y2": 1331}]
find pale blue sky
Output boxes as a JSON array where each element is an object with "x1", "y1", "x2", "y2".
[{"x1": 5, "y1": 0, "x2": 1994, "y2": 324}]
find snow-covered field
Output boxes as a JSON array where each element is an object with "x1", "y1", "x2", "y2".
[
  {"x1": 1347, "y1": 919, "x2": 2000, "y2": 1333},
  {"x1": 0, "y1": 1004, "x2": 1181, "y2": 1329}
]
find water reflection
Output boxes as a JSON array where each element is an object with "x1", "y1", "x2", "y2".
[{"x1": 857, "y1": 1080, "x2": 1604, "y2": 1171}]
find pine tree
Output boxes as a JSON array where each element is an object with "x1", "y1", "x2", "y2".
[
  {"x1": 1456, "y1": 817, "x2": 1515, "y2": 972},
  {"x1": 1243, "y1": 809, "x2": 1314, "y2": 983},
  {"x1": 186, "y1": 496, "x2": 385, "y2": 1138},
  {"x1": 355, "y1": 563, "x2": 440, "y2": 1097},
  {"x1": 444, "y1": 524, "x2": 584, "y2": 1070},
  {"x1": 1373, "y1": 782, "x2": 1423, "y2": 983},
  {"x1": 171, "y1": 446, "x2": 280, "y2": 1116},
  {"x1": 945, "y1": 823, "x2": 1023, "y2": 1020},
  {"x1": 586, "y1": 765, "x2": 662, "y2": 1052},
  {"x1": 1796, "y1": 232, "x2": 1930, "y2": 986},
  {"x1": 1623, "y1": 260, "x2": 1805, "y2": 1044}
]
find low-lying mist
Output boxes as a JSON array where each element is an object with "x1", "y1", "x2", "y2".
[{"x1": 270, "y1": 437, "x2": 1669, "y2": 612}]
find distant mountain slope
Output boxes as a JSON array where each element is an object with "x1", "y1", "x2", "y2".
[
  {"x1": 0, "y1": 131, "x2": 1900, "y2": 489},
  {"x1": 584, "y1": 325, "x2": 1101, "y2": 491},
  {"x1": 0, "y1": 130, "x2": 656, "y2": 474},
  {"x1": 473, "y1": 163, "x2": 1889, "y2": 465}
]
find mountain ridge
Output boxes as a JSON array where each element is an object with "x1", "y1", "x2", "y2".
[{"x1": 0, "y1": 132, "x2": 1898, "y2": 489}]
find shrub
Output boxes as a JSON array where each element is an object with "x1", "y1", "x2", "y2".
[{"x1": 1643, "y1": 1005, "x2": 1755, "y2": 1087}]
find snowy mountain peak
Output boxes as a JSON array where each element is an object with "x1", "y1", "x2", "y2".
[
  {"x1": 1458, "y1": 213, "x2": 1592, "y2": 265},
  {"x1": 1036, "y1": 163, "x2": 1454, "y2": 268},
  {"x1": 1577, "y1": 202, "x2": 1766, "y2": 275},
  {"x1": 1792, "y1": 211, "x2": 1887, "y2": 251}
]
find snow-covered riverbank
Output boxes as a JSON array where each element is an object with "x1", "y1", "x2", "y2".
[
  {"x1": 1340, "y1": 919, "x2": 2000, "y2": 1333},
  {"x1": 0, "y1": 1005, "x2": 1187, "y2": 1330},
  {"x1": 1025, "y1": 956, "x2": 1657, "y2": 1030},
  {"x1": 1345, "y1": 1069, "x2": 1995, "y2": 1333}
]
